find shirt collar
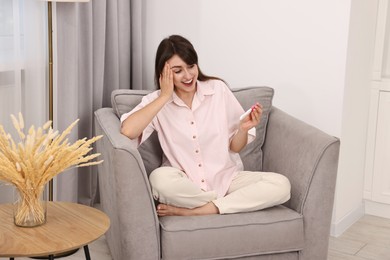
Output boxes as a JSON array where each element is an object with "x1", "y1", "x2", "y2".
[
  {"x1": 196, "y1": 80, "x2": 215, "y2": 101},
  {"x1": 169, "y1": 80, "x2": 216, "y2": 107}
]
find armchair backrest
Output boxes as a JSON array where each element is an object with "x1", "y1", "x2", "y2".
[{"x1": 111, "y1": 86, "x2": 274, "y2": 174}]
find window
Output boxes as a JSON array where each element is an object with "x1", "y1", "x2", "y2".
[{"x1": 0, "y1": 0, "x2": 47, "y2": 203}]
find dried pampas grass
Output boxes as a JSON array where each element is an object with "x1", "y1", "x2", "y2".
[{"x1": 0, "y1": 113, "x2": 103, "y2": 226}]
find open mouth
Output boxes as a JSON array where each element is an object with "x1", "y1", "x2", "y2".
[{"x1": 182, "y1": 78, "x2": 193, "y2": 87}]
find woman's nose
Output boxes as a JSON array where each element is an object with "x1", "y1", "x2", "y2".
[{"x1": 183, "y1": 69, "x2": 191, "y2": 78}]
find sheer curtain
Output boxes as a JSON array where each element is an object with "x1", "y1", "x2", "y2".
[
  {"x1": 0, "y1": 0, "x2": 47, "y2": 203},
  {"x1": 53, "y1": 0, "x2": 144, "y2": 205}
]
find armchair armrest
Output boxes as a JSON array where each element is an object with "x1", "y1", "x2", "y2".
[
  {"x1": 262, "y1": 107, "x2": 340, "y2": 260},
  {"x1": 94, "y1": 108, "x2": 160, "y2": 260}
]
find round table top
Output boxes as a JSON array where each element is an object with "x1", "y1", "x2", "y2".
[{"x1": 0, "y1": 201, "x2": 110, "y2": 257}]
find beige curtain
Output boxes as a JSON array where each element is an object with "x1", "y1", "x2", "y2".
[{"x1": 54, "y1": 0, "x2": 144, "y2": 205}]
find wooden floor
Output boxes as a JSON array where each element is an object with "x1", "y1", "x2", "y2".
[
  {"x1": 328, "y1": 214, "x2": 390, "y2": 260},
  {"x1": 2, "y1": 214, "x2": 390, "y2": 260}
]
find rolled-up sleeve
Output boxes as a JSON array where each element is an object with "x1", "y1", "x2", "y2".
[{"x1": 120, "y1": 92, "x2": 159, "y2": 146}]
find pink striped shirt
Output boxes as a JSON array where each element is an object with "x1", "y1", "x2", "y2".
[{"x1": 121, "y1": 80, "x2": 255, "y2": 198}]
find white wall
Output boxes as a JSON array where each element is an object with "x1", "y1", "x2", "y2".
[
  {"x1": 142, "y1": 0, "x2": 376, "y2": 236},
  {"x1": 143, "y1": 0, "x2": 351, "y2": 137},
  {"x1": 332, "y1": 0, "x2": 378, "y2": 236}
]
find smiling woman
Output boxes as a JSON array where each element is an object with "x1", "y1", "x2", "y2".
[
  {"x1": 120, "y1": 34, "x2": 290, "y2": 217},
  {"x1": 160, "y1": 57, "x2": 199, "y2": 107}
]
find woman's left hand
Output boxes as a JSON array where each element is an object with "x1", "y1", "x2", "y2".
[
  {"x1": 240, "y1": 103, "x2": 263, "y2": 131},
  {"x1": 230, "y1": 103, "x2": 263, "y2": 153}
]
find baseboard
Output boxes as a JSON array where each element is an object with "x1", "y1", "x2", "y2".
[
  {"x1": 330, "y1": 203, "x2": 365, "y2": 237},
  {"x1": 365, "y1": 200, "x2": 390, "y2": 218}
]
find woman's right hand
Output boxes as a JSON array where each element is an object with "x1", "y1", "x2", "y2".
[
  {"x1": 121, "y1": 64, "x2": 174, "y2": 139},
  {"x1": 159, "y1": 62, "x2": 174, "y2": 100}
]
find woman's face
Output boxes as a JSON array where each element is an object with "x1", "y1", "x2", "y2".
[{"x1": 167, "y1": 54, "x2": 198, "y2": 95}]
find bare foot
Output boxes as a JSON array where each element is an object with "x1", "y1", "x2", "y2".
[{"x1": 156, "y1": 202, "x2": 219, "y2": 216}]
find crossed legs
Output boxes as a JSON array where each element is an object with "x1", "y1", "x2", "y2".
[{"x1": 149, "y1": 167, "x2": 291, "y2": 216}]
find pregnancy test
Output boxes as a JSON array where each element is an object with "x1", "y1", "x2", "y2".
[{"x1": 240, "y1": 108, "x2": 253, "y2": 121}]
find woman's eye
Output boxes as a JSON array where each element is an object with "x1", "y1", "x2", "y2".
[
  {"x1": 188, "y1": 64, "x2": 195, "y2": 69},
  {"x1": 174, "y1": 70, "x2": 181, "y2": 74}
]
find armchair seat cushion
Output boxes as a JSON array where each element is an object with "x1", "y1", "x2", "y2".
[{"x1": 159, "y1": 205, "x2": 304, "y2": 260}]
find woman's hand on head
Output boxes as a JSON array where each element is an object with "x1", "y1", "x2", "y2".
[
  {"x1": 240, "y1": 103, "x2": 263, "y2": 131},
  {"x1": 159, "y1": 62, "x2": 174, "y2": 100}
]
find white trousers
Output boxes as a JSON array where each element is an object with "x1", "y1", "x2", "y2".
[{"x1": 149, "y1": 166, "x2": 291, "y2": 214}]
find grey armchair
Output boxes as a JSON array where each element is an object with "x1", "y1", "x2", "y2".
[{"x1": 94, "y1": 87, "x2": 340, "y2": 260}]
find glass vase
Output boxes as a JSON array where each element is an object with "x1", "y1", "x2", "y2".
[{"x1": 13, "y1": 185, "x2": 47, "y2": 227}]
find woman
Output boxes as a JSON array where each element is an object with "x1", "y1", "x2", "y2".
[{"x1": 120, "y1": 35, "x2": 290, "y2": 216}]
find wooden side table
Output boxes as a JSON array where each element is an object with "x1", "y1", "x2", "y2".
[{"x1": 0, "y1": 201, "x2": 110, "y2": 260}]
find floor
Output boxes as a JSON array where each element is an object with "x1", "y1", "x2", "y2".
[
  {"x1": 0, "y1": 235, "x2": 112, "y2": 260},
  {"x1": 2, "y1": 214, "x2": 390, "y2": 260},
  {"x1": 328, "y1": 214, "x2": 390, "y2": 260}
]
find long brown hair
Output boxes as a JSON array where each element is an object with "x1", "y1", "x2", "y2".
[{"x1": 154, "y1": 35, "x2": 223, "y2": 89}]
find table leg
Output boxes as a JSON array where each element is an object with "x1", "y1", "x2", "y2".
[
  {"x1": 49, "y1": 255, "x2": 54, "y2": 260},
  {"x1": 83, "y1": 245, "x2": 91, "y2": 260},
  {"x1": 10, "y1": 258, "x2": 14, "y2": 260}
]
